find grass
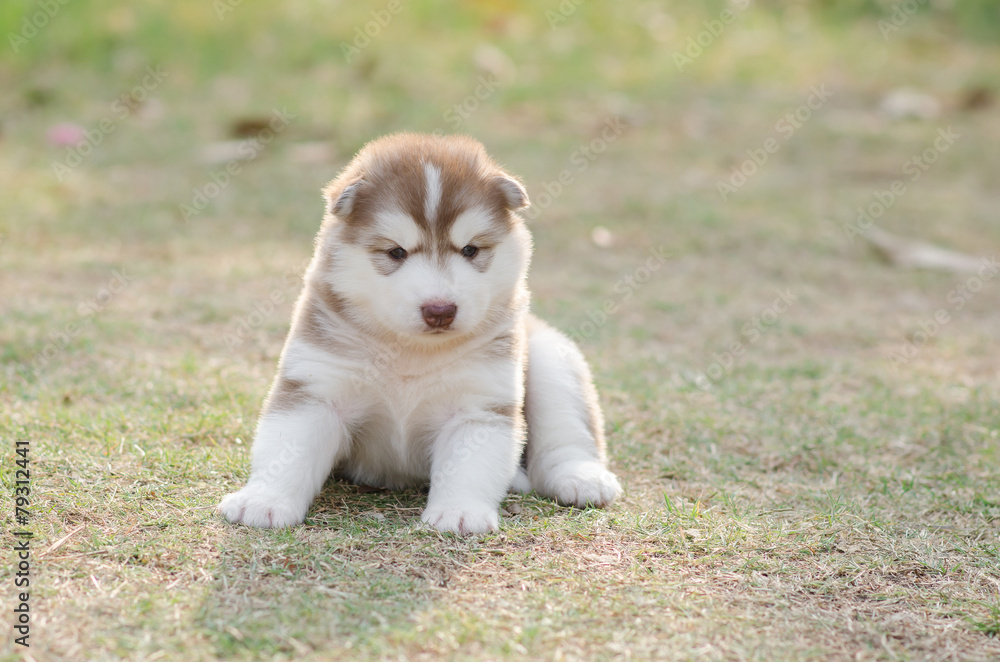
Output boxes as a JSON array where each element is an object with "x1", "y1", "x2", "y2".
[{"x1": 2, "y1": 0, "x2": 1000, "y2": 659}]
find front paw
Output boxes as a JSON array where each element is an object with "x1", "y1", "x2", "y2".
[
  {"x1": 217, "y1": 485, "x2": 307, "y2": 528},
  {"x1": 421, "y1": 502, "x2": 499, "y2": 535},
  {"x1": 546, "y1": 461, "x2": 622, "y2": 508}
]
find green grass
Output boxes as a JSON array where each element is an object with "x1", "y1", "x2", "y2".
[{"x1": 2, "y1": 0, "x2": 1000, "y2": 660}]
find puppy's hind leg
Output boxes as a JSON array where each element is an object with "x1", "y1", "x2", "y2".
[{"x1": 524, "y1": 318, "x2": 622, "y2": 508}]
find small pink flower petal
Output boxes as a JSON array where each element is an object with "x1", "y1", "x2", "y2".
[{"x1": 47, "y1": 123, "x2": 86, "y2": 146}]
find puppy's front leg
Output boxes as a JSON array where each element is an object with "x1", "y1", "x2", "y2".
[
  {"x1": 218, "y1": 399, "x2": 348, "y2": 528},
  {"x1": 422, "y1": 412, "x2": 521, "y2": 535}
]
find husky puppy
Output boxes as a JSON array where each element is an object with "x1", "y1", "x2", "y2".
[{"x1": 218, "y1": 133, "x2": 621, "y2": 534}]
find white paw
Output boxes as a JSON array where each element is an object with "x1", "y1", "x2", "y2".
[
  {"x1": 509, "y1": 466, "x2": 532, "y2": 494},
  {"x1": 217, "y1": 485, "x2": 307, "y2": 528},
  {"x1": 546, "y1": 461, "x2": 622, "y2": 508},
  {"x1": 421, "y1": 502, "x2": 499, "y2": 535}
]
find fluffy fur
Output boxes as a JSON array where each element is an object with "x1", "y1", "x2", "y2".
[{"x1": 217, "y1": 133, "x2": 621, "y2": 535}]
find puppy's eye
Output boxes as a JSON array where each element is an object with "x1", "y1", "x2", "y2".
[
  {"x1": 388, "y1": 247, "x2": 408, "y2": 261},
  {"x1": 461, "y1": 245, "x2": 478, "y2": 258}
]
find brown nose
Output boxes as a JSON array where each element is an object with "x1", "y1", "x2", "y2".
[{"x1": 421, "y1": 302, "x2": 457, "y2": 328}]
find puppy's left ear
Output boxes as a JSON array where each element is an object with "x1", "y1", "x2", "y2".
[{"x1": 495, "y1": 175, "x2": 530, "y2": 211}]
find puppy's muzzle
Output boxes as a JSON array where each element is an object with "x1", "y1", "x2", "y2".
[{"x1": 421, "y1": 302, "x2": 457, "y2": 329}]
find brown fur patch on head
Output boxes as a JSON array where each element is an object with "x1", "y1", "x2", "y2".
[{"x1": 322, "y1": 133, "x2": 528, "y2": 253}]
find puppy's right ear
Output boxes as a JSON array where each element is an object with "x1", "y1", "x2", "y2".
[{"x1": 325, "y1": 179, "x2": 364, "y2": 218}]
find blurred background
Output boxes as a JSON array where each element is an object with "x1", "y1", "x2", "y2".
[
  {"x1": 3, "y1": 0, "x2": 1000, "y2": 449},
  {"x1": 3, "y1": 2, "x2": 1000, "y2": 659},
  {"x1": 3, "y1": 0, "x2": 1000, "y2": 479}
]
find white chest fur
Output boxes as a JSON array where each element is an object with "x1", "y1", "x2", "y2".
[{"x1": 281, "y1": 328, "x2": 524, "y2": 489}]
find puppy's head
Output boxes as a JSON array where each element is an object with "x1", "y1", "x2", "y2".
[{"x1": 318, "y1": 133, "x2": 532, "y2": 343}]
